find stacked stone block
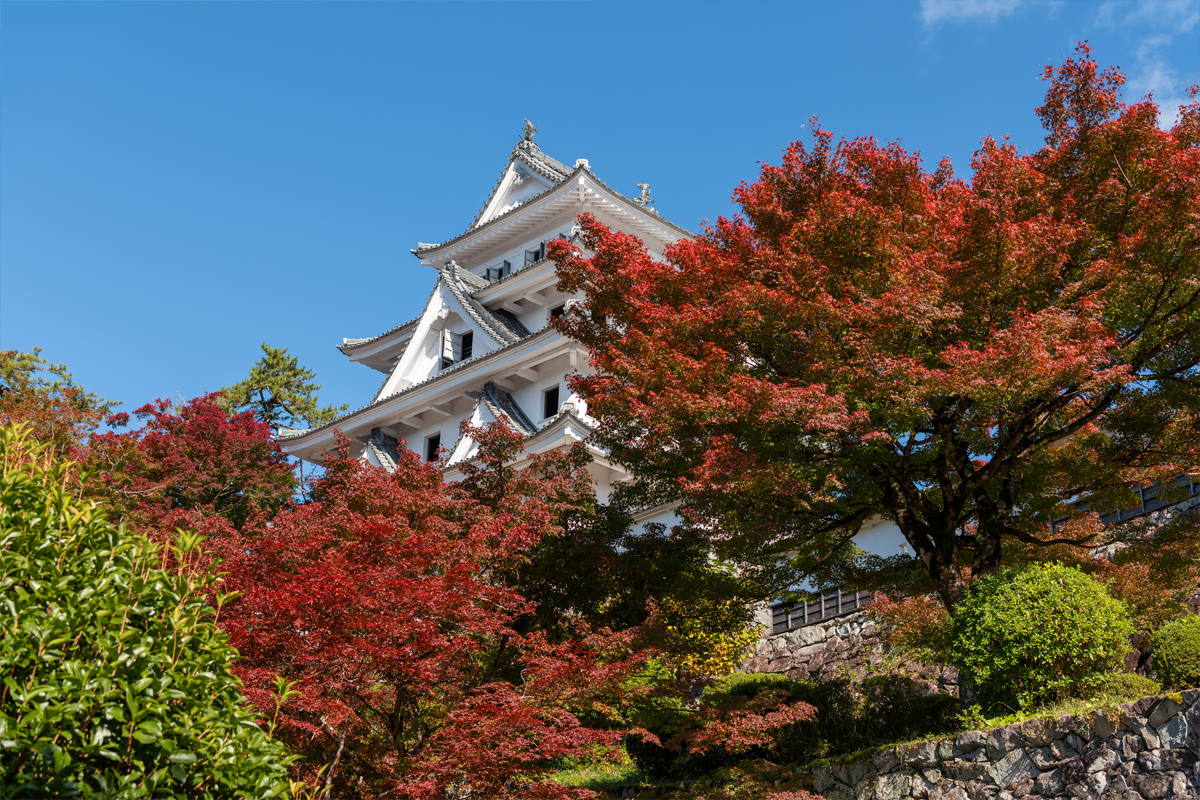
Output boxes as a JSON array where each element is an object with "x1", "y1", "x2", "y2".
[
  {"x1": 742, "y1": 611, "x2": 960, "y2": 695},
  {"x1": 810, "y1": 692, "x2": 1200, "y2": 799}
]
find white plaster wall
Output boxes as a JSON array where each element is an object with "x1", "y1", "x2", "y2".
[{"x1": 854, "y1": 516, "x2": 908, "y2": 558}]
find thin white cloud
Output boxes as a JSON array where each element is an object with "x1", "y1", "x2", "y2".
[
  {"x1": 920, "y1": 0, "x2": 1024, "y2": 25},
  {"x1": 1126, "y1": 38, "x2": 1192, "y2": 126},
  {"x1": 1095, "y1": 0, "x2": 1199, "y2": 31},
  {"x1": 1096, "y1": 1, "x2": 1200, "y2": 126}
]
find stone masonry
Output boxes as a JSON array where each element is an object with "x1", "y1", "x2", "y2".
[
  {"x1": 808, "y1": 691, "x2": 1200, "y2": 800},
  {"x1": 741, "y1": 610, "x2": 960, "y2": 696}
]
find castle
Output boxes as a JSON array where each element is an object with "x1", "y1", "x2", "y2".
[{"x1": 277, "y1": 122, "x2": 686, "y2": 535}]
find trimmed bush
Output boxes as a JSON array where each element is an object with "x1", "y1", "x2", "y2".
[
  {"x1": 0, "y1": 427, "x2": 295, "y2": 798},
  {"x1": 1152, "y1": 615, "x2": 1200, "y2": 689},
  {"x1": 1073, "y1": 672, "x2": 1160, "y2": 701},
  {"x1": 948, "y1": 563, "x2": 1133, "y2": 711}
]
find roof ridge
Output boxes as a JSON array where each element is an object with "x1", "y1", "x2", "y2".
[
  {"x1": 469, "y1": 134, "x2": 574, "y2": 229},
  {"x1": 412, "y1": 166, "x2": 693, "y2": 262}
]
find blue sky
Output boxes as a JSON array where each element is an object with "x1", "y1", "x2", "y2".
[{"x1": 2, "y1": 0, "x2": 1197, "y2": 418}]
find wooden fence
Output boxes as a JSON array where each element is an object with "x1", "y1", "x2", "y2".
[{"x1": 771, "y1": 588, "x2": 872, "y2": 636}]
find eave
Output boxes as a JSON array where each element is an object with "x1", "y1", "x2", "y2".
[
  {"x1": 278, "y1": 326, "x2": 575, "y2": 463},
  {"x1": 412, "y1": 168, "x2": 693, "y2": 268}
]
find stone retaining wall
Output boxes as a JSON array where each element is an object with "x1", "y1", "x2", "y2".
[
  {"x1": 741, "y1": 611, "x2": 960, "y2": 696},
  {"x1": 809, "y1": 692, "x2": 1200, "y2": 800}
]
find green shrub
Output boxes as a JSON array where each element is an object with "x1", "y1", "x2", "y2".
[
  {"x1": 1073, "y1": 672, "x2": 1160, "y2": 701},
  {"x1": 0, "y1": 426, "x2": 295, "y2": 798},
  {"x1": 770, "y1": 673, "x2": 958, "y2": 763},
  {"x1": 948, "y1": 563, "x2": 1133, "y2": 712},
  {"x1": 856, "y1": 674, "x2": 960, "y2": 742},
  {"x1": 706, "y1": 672, "x2": 800, "y2": 701},
  {"x1": 1152, "y1": 615, "x2": 1200, "y2": 689}
]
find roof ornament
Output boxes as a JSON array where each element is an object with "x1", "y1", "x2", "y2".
[
  {"x1": 634, "y1": 183, "x2": 654, "y2": 209},
  {"x1": 521, "y1": 118, "x2": 538, "y2": 148}
]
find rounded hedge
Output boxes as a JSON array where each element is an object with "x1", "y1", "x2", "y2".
[
  {"x1": 0, "y1": 427, "x2": 295, "y2": 798},
  {"x1": 1152, "y1": 615, "x2": 1200, "y2": 689},
  {"x1": 948, "y1": 562, "x2": 1133, "y2": 711}
]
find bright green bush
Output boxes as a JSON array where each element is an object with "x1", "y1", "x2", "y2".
[
  {"x1": 1151, "y1": 615, "x2": 1200, "y2": 689},
  {"x1": 0, "y1": 426, "x2": 296, "y2": 798},
  {"x1": 948, "y1": 563, "x2": 1133, "y2": 712},
  {"x1": 1073, "y1": 672, "x2": 1160, "y2": 701}
]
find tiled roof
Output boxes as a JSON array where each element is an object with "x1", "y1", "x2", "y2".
[
  {"x1": 412, "y1": 164, "x2": 693, "y2": 263},
  {"x1": 368, "y1": 427, "x2": 402, "y2": 472},
  {"x1": 444, "y1": 264, "x2": 529, "y2": 345},
  {"x1": 455, "y1": 267, "x2": 489, "y2": 292},
  {"x1": 470, "y1": 138, "x2": 574, "y2": 229},
  {"x1": 273, "y1": 324, "x2": 559, "y2": 444},
  {"x1": 435, "y1": 380, "x2": 540, "y2": 471},
  {"x1": 479, "y1": 381, "x2": 537, "y2": 435}
]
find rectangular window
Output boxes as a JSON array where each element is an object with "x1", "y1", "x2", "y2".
[
  {"x1": 441, "y1": 330, "x2": 473, "y2": 369},
  {"x1": 543, "y1": 385, "x2": 560, "y2": 419},
  {"x1": 425, "y1": 433, "x2": 441, "y2": 462},
  {"x1": 525, "y1": 243, "x2": 546, "y2": 266},
  {"x1": 488, "y1": 261, "x2": 512, "y2": 282},
  {"x1": 550, "y1": 304, "x2": 565, "y2": 320}
]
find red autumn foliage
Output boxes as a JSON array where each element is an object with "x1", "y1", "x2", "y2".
[
  {"x1": 82, "y1": 394, "x2": 295, "y2": 536},
  {"x1": 676, "y1": 689, "x2": 816, "y2": 757},
  {"x1": 208, "y1": 423, "x2": 651, "y2": 799},
  {"x1": 551, "y1": 44, "x2": 1200, "y2": 609},
  {"x1": 866, "y1": 593, "x2": 952, "y2": 658},
  {"x1": 0, "y1": 348, "x2": 106, "y2": 461}
]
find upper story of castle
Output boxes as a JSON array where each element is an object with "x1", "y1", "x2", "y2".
[{"x1": 278, "y1": 122, "x2": 692, "y2": 487}]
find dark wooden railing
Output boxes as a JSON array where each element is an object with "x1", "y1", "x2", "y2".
[
  {"x1": 1051, "y1": 474, "x2": 1199, "y2": 533},
  {"x1": 768, "y1": 478, "x2": 1198, "y2": 637},
  {"x1": 771, "y1": 588, "x2": 872, "y2": 636}
]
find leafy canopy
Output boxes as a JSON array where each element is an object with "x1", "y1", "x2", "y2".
[
  {"x1": 208, "y1": 423, "x2": 650, "y2": 800},
  {"x1": 85, "y1": 394, "x2": 296, "y2": 535},
  {"x1": 948, "y1": 562, "x2": 1132, "y2": 711},
  {"x1": 0, "y1": 348, "x2": 114, "y2": 459},
  {"x1": 551, "y1": 44, "x2": 1200, "y2": 608},
  {"x1": 220, "y1": 344, "x2": 346, "y2": 430},
  {"x1": 0, "y1": 425, "x2": 296, "y2": 799}
]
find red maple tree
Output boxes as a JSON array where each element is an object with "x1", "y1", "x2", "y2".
[
  {"x1": 83, "y1": 394, "x2": 296, "y2": 536},
  {"x1": 209, "y1": 424, "x2": 651, "y2": 799},
  {"x1": 551, "y1": 44, "x2": 1200, "y2": 608}
]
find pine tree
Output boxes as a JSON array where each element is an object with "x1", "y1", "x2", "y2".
[{"x1": 221, "y1": 344, "x2": 346, "y2": 430}]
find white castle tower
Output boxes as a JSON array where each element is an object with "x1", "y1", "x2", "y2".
[{"x1": 278, "y1": 122, "x2": 686, "y2": 531}]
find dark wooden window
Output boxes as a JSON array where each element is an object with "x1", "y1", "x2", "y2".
[
  {"x1": 486, "y1": 261, "x2": 511, "y2": 282},
  {"x1": 543, "y1": 386, "x2": 560, "y2": 419},
  {"x1": 425, "y1": 433, "x2": 441, "y2": 462},
  {"x1": 525, "y1": 243, "x2": 546, "y2": 266},
  {"x1": 441, "y1": 330, "x2": 473, "y2": 369}
]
